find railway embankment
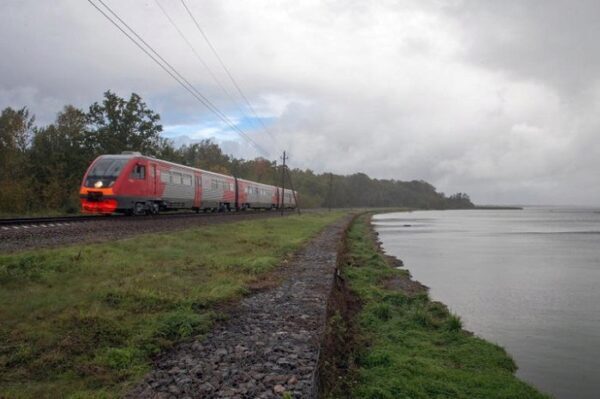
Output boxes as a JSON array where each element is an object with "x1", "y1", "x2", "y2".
[
  {"x1": 129, "y1": 215, "x2": 352, "y2": 398},
  {"x1": 0, "y1": 210, "x2": 296, "y2": 252},
  {"x1": 0, "y1": 212, "x2": 345, "y2": 398},
  {"x1": 317, "y1": 214, "x2": 549, "y2": 398},
  {"x1": 1, "y1": 211, "x2": 548, "y2": 398}
]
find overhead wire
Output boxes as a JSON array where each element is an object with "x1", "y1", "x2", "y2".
[
  {"x1": 153, "y1": 0, "x2": 253, "y2": 129},
  {"x1": 87, "y1": 0, "x2": 270, "y2": 157},
  {"x1": 179, "y1": 0, "x2": 280, "y2": 147}
]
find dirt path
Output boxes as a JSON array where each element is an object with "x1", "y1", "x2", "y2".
[{"x1": 128, "y1": 216, "x2": 350, "y2": 399}]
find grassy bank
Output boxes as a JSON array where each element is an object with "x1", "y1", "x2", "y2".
[
  {"x1": 0, "y1": 212, "x2": 344, "y2": 398},
  {"x1": 323, "y1": 214, "x2": 549, "y2": 398}
]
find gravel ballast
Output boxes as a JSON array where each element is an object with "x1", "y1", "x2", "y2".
[
  {"x1": 128, "y1": 216, "x2": 350, "y2": 399},
  {"x1": 0, "y1": 212, "x2": 292, "y2": 252}
]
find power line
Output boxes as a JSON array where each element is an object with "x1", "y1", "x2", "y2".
[
  {"x1": 180, "y1": 0, "x2": 280, "y2": 147},
  {"x1": 94, "y1": 0, "x2": 267, "y2": 156},
  {"x1": 87, "y1": 0, "x2": 269, "y2": 157},
  {"x1": 153, "y1": 0, "x2": 255, "y2": 131}
]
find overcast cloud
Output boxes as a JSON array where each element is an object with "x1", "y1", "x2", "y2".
[{"x1": 1, "y1": 0, "x2": 599, "y2": 205}]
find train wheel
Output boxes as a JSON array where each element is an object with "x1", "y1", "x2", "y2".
[{"x1": 134, "y1": 202, "x2": 146, "y2": 216}]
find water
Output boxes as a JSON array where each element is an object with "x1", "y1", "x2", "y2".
[{"x1": 373, "y1": 208, "x2": 600, "y2": 399}]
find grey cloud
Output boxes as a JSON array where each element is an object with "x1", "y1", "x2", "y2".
[
  {"x1": 444, "y1": 0, "x2": 600, "y2": 95},
  {"x1": 1, "y1": 0, "x2": 600, "y2": 205}
]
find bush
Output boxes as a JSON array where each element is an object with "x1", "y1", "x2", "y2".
[
  {"x1": 445, "y1": 314, "x2": 462, "y2": 332},
  {"x1": 156, "y1": 309, "x2": 209, "y2": 340},
  {"x1": 100, "y1": 347, "x2": 139, "y2": 370}
]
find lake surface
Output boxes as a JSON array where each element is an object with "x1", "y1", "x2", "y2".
[{"x1": 373, "y1": 208, "x2": 600, "y2": 399}]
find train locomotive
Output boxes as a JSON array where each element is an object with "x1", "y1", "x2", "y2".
[{"x1": 79, "y1": 152, "x2": 297, "y2": 215}]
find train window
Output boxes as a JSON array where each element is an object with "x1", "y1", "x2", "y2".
[
  {"x1": 171, "y1": 172, "x2": 182, "y2": 184},
  {"x1": 183, "y1": 174, "x2": 192, "y2": 186},
  {"x1": 131, "y1": 164, "x2": 145, "y2": 180},
  {"x1": 160, "y1": 171, "x2": 169, "y2": 183},
  {"x1": 196, "y1": 176, "x2": 201, "y2": 187},
  {"x1": 90, "y1": 158, "x2": 127, "y2": 177},
  {"x1": 85, "y1": 158, "x2": 128, "y2": 187}
]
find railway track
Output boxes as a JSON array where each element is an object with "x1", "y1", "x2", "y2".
[
  {"x1": 0, "y1": 209, "x2": 296, "y2": 252},
  {"x1": 0, "y1": 215, "x2": 115, "y2": 228},
  {"x1": 0, "y1": 209, "x2": 292, "y2": 230}
]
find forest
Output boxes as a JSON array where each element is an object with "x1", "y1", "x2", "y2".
[{"x1": 0, "y1": 91, "x2": 473, "y2": 215}]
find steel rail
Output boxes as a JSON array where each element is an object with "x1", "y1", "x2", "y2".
[{"x1": 0, "y1": 209, "x2": 289, "y2": 227}]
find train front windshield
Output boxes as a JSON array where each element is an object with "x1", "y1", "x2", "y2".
[{"x1": 84, "y1": 158, "x2": 128, "y2": 188}]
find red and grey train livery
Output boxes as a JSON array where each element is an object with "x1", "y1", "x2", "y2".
[{"x1": 79, "y1": 152, "x2": 297, "y2": 215}]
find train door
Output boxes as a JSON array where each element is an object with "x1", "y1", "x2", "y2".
[
  {"x1": 151, "y1": 164, "x2": 158, "y2": 197},
  {"x1": 194, "y1": 173, "x2": 202, "y2": 208}
]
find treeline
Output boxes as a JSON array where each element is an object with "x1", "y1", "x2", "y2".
[{"x1": 0, "y1": 91, "x2": 473, "y2": 214}]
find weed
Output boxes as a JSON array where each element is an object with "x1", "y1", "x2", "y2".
[
  {"x1": 340, "y1": 215, "x2": 549, "y2": 399},
  {"x1": 0, "y1": 212, "x2": 345, "y2": 397},
  {"x1": 372, "y1": 303, "x2": 392, "y2": 321},
  {"x1": 155, "y1": 309, "x2": 210, "y2": 340},
  {"x1": 97, "y1": 347, "x2": 140, "y2": 370},
  {"x1": 445, "y1": 314, "x2": 463, "y2": 332}
]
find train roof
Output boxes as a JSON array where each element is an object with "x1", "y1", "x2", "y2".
[
  {"x1": 97, "y1": 153, "x2": 295, "y2": 192},
  {"x1": 97, "y1": 153, "x2": 233, "y2": 180}
]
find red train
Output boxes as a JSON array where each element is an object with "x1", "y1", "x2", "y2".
[{"x1": 79, "y1": 152, "x2": 297, "y2": 215}]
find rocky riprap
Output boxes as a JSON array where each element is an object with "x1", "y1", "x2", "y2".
[{"x1": 128, "y1": 217, "x2": 349, "y2": 399}]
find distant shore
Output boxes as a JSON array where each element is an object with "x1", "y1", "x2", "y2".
[{"x1": 474, "y1": 205, "x2": 524, "y2": 210}]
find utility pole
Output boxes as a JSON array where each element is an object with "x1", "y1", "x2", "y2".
[
  {"x1": 328, "y1": 172, "x2": 333, "y2": 212},
  {"x1": 280, "y1": 151, "x2": 286, "y2": 216},
  {"x1": 285, "y1": 166, "x2": 301, "y2": 215}
]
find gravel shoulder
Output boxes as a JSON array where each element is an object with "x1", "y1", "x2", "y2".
[{"x1": 128, "y1": 215, "x2": 351, "y2": 399}]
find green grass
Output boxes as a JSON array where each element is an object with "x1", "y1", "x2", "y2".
[
  {"x1": 342, "y1": 215, "x2": 550, "y2": 399},
  {"x1": 0, "y1": 212, "x2": 345, "y2": 398}
]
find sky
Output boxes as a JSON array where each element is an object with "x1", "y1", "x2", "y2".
[{"x1": 1, "y1": 0, "x2": 599, "y2": 206}]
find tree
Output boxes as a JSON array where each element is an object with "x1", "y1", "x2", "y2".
[
  {"x1": 29, "y1": 106, "x2": 91, "y2": 211},
  {"x1": 0, "y1": 107, "x2": 34, "y2": 168},
  {"x1": 0, "y1": 107, "x2": 35, "y2": 213},
  {"x1": 87, "y1": 91, "x2": 165, "y2": 156},
  {"x1": 0, "y1": 92, "x2": 476, "y2": 215},
  {"x1": 178, "y1": 140, "x2": 232, "y2": 174},
  {"x1": 446, "y1": 192, "x2": 474, "y2": 209}
]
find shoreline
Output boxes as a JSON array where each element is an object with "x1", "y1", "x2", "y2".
[
  {"x1": 473, "y1": 205, "x2": 524, "y2": 210},
  {"x1": 318, "y1": 212, "x2": 549, "y2": 398}
]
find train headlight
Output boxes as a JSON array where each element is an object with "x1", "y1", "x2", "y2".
[{"x1": 94, "y1": 180, "x2": 104, "y2": 188}]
